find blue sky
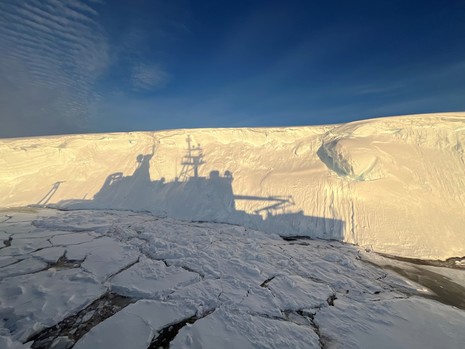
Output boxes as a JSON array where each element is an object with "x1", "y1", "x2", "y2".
[{"x1": 1, "y1": 0, "x2": 465, "y2": 137}]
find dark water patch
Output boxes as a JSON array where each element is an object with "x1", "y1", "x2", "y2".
[
  {"x1": 28, "y1": 292, "x2": 134, "y2": 348},
  {"x1": 179, "y1": 264, "x2": 205, "y2": 278},
  {"x1": 382, "y1": 265, "x2": 465, "y2": 310},
  {"x1": 48, "y1": 255, "x2": 83, "y2": 270},
  {"x1": 280, "y1": 235, "x2": 342, "y2": 246},
  {"x1": 147, "y1": 315, "x2": 197, "y2": 349},
  {"x1": 148, "y1": 309, "x2": 215, "y2": 349},
  {"x1": 3, "y1": 236, "x2": 12, "y2": 247},
  {"x1": 378, "y1": 252, "x2": 465, "y2": 270},
  {"x1": 281, "y1": 235, "x2": 314, "y2": 242},
  {"x1": 260, "y1": 275, "x2": 275, "y2": 288},
  {"x1": 326, "y1": 294, "x2": 337, "y2": 306}
]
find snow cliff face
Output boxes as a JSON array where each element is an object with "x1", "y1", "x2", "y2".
[{"x1": 1, "y1": 113, "x2": 464, "y2": 259}]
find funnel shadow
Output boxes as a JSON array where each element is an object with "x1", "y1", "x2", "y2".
[{"x1": 59, "y1": 138, "x2": 344, "y2": 240}]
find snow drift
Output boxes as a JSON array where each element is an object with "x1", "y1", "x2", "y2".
[{"x1": 1, "y1": 113, "x2": 464, "y2": 259}]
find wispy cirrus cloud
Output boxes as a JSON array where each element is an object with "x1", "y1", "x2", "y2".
[
  {"x1": 0, "y1": 0, "x2": 109, "y2": 137},
  {"x1": 131, "y1": 64, "x2": 170, "y2": 90}
]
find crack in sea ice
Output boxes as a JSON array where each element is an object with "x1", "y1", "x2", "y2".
[{"x1": 28, "y1": 292, "x2": 135, "y2": 349}]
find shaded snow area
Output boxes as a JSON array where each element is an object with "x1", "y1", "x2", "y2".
[
  {"x1": 1, "y1": 208, "x2": 464, "y2": 349},
  {"x1": 1, "y1": 113, "x2": 465, "y2": 260}
]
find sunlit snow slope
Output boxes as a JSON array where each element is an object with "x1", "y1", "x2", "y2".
[{"x1": 1, "y1": 113, "x2": 464, "y2": 259}]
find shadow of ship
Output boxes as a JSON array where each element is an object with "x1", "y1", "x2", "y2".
[{"x1": 58, "y1": 137, "x2": 344, "y2": 240}]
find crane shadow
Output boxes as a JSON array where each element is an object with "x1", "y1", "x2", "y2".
[{"x1": 36, "y1": 181, "x2": 65, "y2": 207}]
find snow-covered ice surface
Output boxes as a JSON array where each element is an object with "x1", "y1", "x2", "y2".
[
  {"x1": 1, "y1": 113, "x2": 465, "y2": 259},
  {"x1": 0, "y1": 208, "x2": 464, "y2": 349}
]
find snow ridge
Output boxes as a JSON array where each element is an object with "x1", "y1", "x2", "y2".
[{"x1": 1, "y1": 113, "x2": 465, "y2": 259}]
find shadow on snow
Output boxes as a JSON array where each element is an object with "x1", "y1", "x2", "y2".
[{"x1": 47, "y1": 136, "x2": 344, "y2": 240}]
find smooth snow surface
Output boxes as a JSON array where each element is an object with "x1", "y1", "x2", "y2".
[
  {"x1": 1, "y1": 208, "x2": 464, "y2": 348},
  {"x1": 1, "y1": 113, "x2": 465, "y2": 259}
]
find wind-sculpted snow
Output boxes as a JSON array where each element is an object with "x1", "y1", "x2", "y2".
[
  {"x1": 1, "y1": 113, "x2": 465, "y2": 259},
  {"x1": 0, "y1": 209, "x2": 464, "y2": 348}
]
